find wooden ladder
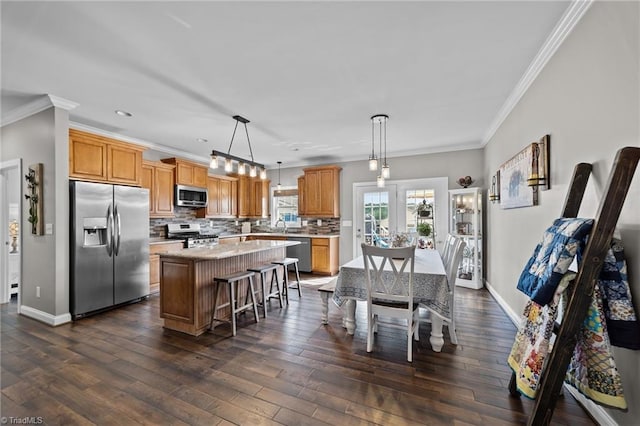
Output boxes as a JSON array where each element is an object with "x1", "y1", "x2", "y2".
[{"x1": 508, "y1": 146, "x2": 640, "y2": 425}]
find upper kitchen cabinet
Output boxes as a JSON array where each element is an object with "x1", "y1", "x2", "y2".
[
  {"x1": 297, "y1": 176, "x2": 306, "y2": 216},
  {"x1": 69, "y1": 129, "x2": 144, "y2": 186},
  {"x1": 300, "y1": 165, "x2": 341, "y2": 217},
  {"x1": 196, "y1": 174, "x2": 238, "y2": 218},
  {"x1": 161, "y1": 158, "x2": 208, "y2": 188},
  {"x1": 234, "y1": 175, "x2": 270, "y2": 218},
  {"x1": 142, "y1": 160, "x2": 175, "y2": 218}
]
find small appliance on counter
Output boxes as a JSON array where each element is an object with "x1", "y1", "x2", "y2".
[{"x1": 166, "y1": 223, "x2": 219, "y2": 248}]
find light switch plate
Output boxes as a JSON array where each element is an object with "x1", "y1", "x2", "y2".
[
  {"x1": 45, "y1": 223, "x2": 53, "y2": 235},
  {"x1": 342, "y1": 220, "x2": 352, "y2": 227}
]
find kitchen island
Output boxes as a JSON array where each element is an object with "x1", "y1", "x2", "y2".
[{"x1": 159, "y1": 240, "x2": 299, "y2": 336}]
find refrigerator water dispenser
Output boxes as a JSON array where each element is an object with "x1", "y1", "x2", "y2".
[{"x1": 83, "y1": 217, "x2": 107, "y2": 246}]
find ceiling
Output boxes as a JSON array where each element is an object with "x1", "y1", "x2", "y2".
[{"x1": 1, "y1": 1, "x2": 570, "y2": 169}]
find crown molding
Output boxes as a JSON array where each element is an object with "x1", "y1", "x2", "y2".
[
  {"x1": 482, "y1": 0, "x2": 593, "y2": 145},
  {"x1": 1, "y1": 94, "x2": 78, "y2": 127},
  {"x1": 47, "y1": 94, "x2": 79, "y2": 111}
]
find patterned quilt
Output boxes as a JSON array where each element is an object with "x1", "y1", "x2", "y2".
[
  {"x1": 509, "y1": 222, "x2": 640, "y2": 410},
  {"x1": 516, "y1": 218, "x2": 593, "y2": 306}
]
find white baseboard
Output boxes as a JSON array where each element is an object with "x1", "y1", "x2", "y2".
[
  {"x1": 484, "y1": 280, "x2": 616, "y2": 425},
  {"x1": 484, "y1": 279, "x2": 522, "y2": 327},
  {"x1": 20, "y1": 305, "x2": 72, "y2": 326}
]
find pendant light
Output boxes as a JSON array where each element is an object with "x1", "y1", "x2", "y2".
[
  {"x1": 368, "y1": 118, "x2": 378, "y2": 171},
  {"x1": 370, "y1": 114, "x2": 389, "y2": 187},
  {"x1": 381, "y1": 115, "x2": 390, "y2": 179},
  {"x1": 209, "y1": 115, "x2": 267, "y2": 179},
  {"x1": 276, "y1": 161, "x2": 282, "y2": 190}
]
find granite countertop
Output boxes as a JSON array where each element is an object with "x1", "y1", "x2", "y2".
[
  {"x1": 218, "y1": 232, "x2": 340, "y2": 239},
  {"x1": 158, "y1": 239, "x2": 299, "y2": 260}
]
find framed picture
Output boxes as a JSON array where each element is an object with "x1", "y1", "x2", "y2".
[{"x1": 499, "y1": 144, "x2": 537, "y2": 209}]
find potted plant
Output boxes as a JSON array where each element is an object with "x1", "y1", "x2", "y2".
[
  {"x1": 416, "y1": 200, "x2": 432, "y2": 218},
  {"x1": 416, "y1": 222, "x2": 432, "y2": 249},
  {"x1": 417, "y1": 222, "x2": 431, "y2": 237}
]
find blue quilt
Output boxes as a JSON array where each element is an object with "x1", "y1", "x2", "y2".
[
  {"x1": 599, "y1": 238, "x2": 640, "y2": 349},
  {"x1": 517, "y1": 218, "x2": 640, "y2": 350},
  {"x1": 517, "y1": 218, "x2": 593, "y2": 306}
]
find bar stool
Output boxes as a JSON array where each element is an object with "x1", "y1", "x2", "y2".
[
  {"x1": 271, "y1": 257, "x2": 302, "y2": 304},
  {"x1": 247, "y1": 263, "x2": 283, "y2": 318},
  {"x1": 209, "y1": 270, "x2": 259, "y2": 336}
]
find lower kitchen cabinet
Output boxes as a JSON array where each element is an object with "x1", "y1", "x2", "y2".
[
  {"x1": 149, "y1": 240, "x2": 185, "y2": 293},
  {"x1": 311, "y1": 237, "x2": 339, "y2": 275}
]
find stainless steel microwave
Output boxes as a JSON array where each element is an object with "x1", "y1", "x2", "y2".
[{"x1": 175, "y1": 184, "x2": 208, "y2": 207}]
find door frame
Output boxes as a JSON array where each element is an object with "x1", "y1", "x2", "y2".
[
  {"x1": 353, "y1": 177, "x2": 448, "y2": 257},
  {"x1": 1, "y1": 158, "x2": 23, "y2": 310}
]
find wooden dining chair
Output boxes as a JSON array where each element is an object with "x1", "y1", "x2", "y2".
[
  {"x1": 361, "y1": 242, "x2": 419, "y2": 362},
  {"x1": 421, "y1": 237, "x2": 466, "y2": 344}
]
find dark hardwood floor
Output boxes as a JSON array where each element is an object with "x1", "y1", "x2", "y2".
[{"x1": 1, "y1": 275, "x2": 596, "y2": 425}]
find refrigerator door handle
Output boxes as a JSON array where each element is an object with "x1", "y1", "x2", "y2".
[
  {"x1": 114, "y1": 204, "x2": 122, "y2": 256},
  {"x1": 106, "y1": 204, "x2": 114, "y2": 257}
]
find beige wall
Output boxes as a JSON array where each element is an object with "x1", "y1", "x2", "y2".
[
  {"x1": 484, "y1": 1, "x2": 639, "y2": 423},
  {"x1": 1, "y1": 107, "x2": 71, "y2": 321}
]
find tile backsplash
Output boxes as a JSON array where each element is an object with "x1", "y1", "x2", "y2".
[{"x1": 149, "y1": 207, "x2": 340, "y2": 237}]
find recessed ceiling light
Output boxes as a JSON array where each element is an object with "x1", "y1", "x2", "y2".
[
  {"x1": 115, "y1": 110, "x2": 132, "y2": 117},
  {"x1": 197, "y1": 138, "x2": 208, "y2": 143}
]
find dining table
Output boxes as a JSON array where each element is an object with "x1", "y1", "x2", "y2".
[{"x1": 332, "y1": 247, "x2": 451, "y2": 352}]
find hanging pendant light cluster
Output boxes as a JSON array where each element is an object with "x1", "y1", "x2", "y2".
[
  {"x1": 369, "y1": 114, "x2": 390, "y2": 187},
  {"x1": 209, "y1": 115, "x2": 267, "y2": 179}
]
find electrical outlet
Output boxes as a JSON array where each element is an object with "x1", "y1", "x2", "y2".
[
  {"x1": 317, "y1": 219, "x2": 322, "y2": 226},
  {"x1": 36, "y1": 286, "x2": 40, "y2": 298}
]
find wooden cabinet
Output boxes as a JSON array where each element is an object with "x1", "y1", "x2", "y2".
[
  {"x1": 196, "y1": 175, "x2": 238, "y2": 218},
  {"x1": 161, "y1": 158, "x2": 208, "y2": 188},
  {"x1": 149, "y1": 241, "x2": 184, "y2": 294},
  {"x1": 69, "y1": 129, "x2": 144, "y2": 186},
  {"x1": 311, "y1": 237, "x2": 339, "y2": 275},
  {"x1": 297, "y1": 176, "x2": 306, "y2": 216},
  {"x1": 246, "y1": 235, "x2": 286, "y2": 241},
  {"x1": 234, "y1": 175, "x2": 270, "y2": 218},
  {"x1": 142, "y1": 160, "x2": 175, "y2": 217},
  {"x1": 299, "y1": 165, "x2": 341, "y2": 217}
]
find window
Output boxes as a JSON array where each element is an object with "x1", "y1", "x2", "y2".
[{"x1": 272, "y1": 187, "x2": 301, "y2": 227}]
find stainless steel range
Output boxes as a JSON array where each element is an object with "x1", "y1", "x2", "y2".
[{"x1": 166, "y1": 223, "x2": 219, "y2": 248}]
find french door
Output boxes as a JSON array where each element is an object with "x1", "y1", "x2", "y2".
[
  {"x1": 353, "y1": 177, "x2": 448, "y2": 258},
  {"x1": 354, "y1": 185, "x2": 397, "y2": 257}
]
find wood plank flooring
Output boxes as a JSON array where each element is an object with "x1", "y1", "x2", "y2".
[{"x1": 1, "y1": 276, "x2": 596, "y2": 425}]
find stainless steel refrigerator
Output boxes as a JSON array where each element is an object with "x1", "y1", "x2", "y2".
[{"x1": 70, "y1": 181, "x2": 149, "y2": 319}]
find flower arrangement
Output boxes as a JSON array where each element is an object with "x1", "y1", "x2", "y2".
[{"x1": 390, "y1": 232, "x2": 414, "y2": 248}]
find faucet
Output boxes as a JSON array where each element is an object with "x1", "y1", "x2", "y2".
[{"x1": 274, "y1": 219, "x2": 287, "y2": 233}]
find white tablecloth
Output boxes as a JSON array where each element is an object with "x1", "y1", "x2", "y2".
[{"x1": 332, "y1": 248, "x2": 450, "y2": 320}]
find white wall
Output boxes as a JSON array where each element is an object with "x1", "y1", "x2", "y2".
[
  {"x1": 484, "y1": 2, "x2": 639, "y2": 423},
  {"x1": 1, "y1": 107, "x2": 71, "y2": 323}
]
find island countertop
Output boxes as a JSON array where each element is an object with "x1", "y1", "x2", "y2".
[
  {"x1": 159, "y1": 239, "x2": 299, "y2": 261},
  {"x1": 218, "y1": 232, "x2": 340, "y2": 239}
]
